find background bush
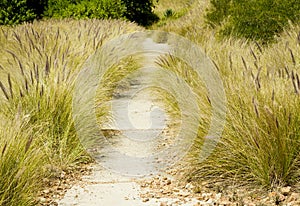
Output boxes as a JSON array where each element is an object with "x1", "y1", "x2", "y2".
[
  {"x1": 206, "y1": 0, "x2": 300, "y2": 43},
  {"x1": 121, "y1": 0, "x2": 159, "y2": 26},
  {"x1": 44, "y1": 0, "x2": 125, "y2": 20},
  {"x1": 0, "y1": 0, "x2": 45, "y2": 25},
  {"x1": 0, "y1": 0, "x2": 159, "y2": 27}
]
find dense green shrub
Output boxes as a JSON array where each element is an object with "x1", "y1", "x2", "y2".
[
  {"x1": 121, "y1": 0, "x2": 159, "y2": 26},
  {"x1": 206, "y1": 0, "x2": 300, "y2": 43},
  {"x1": 44, "y1": 0, "x2": 125, "y2": 20},
  {"x1": 45, "y1": 0, "x2": 159, "y2": 26},
  {"x1": 0, "y1": 0, "x2": 159, "y2": 27},
  {"x1": 205, "y1": 0, "x2": 231, "y2": 28},
  {"x1": 0, "y1": 0, "x2": 45, "y2": 25}
]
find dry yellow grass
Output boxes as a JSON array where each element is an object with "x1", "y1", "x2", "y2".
[
  {"x1": 0, "y1": 18, "x2": 142, "y2": 205},
  {"x1": 152, "y1": 0, "x2": 300, "y2": 188}
]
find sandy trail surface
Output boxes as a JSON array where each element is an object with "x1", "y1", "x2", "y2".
[{"x1": 58, "y1": 39, "x2": 195, "y2": 206}]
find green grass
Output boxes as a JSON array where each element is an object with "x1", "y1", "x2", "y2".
[
  {"x1": 191, "y1": 25, "x2": 300, "y2": 188},
  {"x1": 155, "y1": 17, "x2": 300, "y2": 188},
  {"x1": 95, "y1": 56, "x2": 142, "y2": 127},
  {"x1": 0, "y1": 121, "x2": 45, "y2": 205},
  {"x1": 0, "y1": 18, "x2": 142, "y2": 205},
  {"x1": 0, "y1": 0, "x2": 299, "y2": 204}
]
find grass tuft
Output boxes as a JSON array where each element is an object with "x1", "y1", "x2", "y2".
[
  {"x1": 0, "y1": 18, "x2": 143, "y2": 205},
  {"x1": 153, "y1": 3, "x2": 300, "y2": 188}
]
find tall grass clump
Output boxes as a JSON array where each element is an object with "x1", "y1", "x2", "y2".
[
  {"x1": 95, "y1": 56, "x2": 141, "y2": 126},
  {"x1": 154, "y1": 0, "x2": 300, "y2": 187},
  {"x1": 0, "y1": 120, "x2": 45, "y2": 205},
  {"x1": 0, "y1": 19, "x2": 142, "y2": 205},
  {"x1": 168, "y1": 25, "x2": 300, "y2": 188},
  {"x1": 156, "y1": 54, "x2": 212, "y2": 143}
]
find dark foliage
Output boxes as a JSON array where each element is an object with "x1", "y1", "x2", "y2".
[
  {"x1": 206, "y1": 0, "x2": 300, "y2": 43},
  {"x1": 121, "y1": 0, "x2": 159, "y2": 26},
  {"x1": 0, "y1": 0, "x2": 46, "y2": 25},
  {"x1": 0, "y1": 0, "x2": 159, "y2": 27}
]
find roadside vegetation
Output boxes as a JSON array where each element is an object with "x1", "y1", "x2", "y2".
[
  {"x1": 0, "y1": 0, "x2": 299, "y2": 205},
  {"x1": 0, "y1": 19, "x2": 142, "y2": 205},
  {"x1": 0, "y1": 0, "x2": 158, "y2": 26},
  {"x1": 205, "y1": 0, "x2": 300, "y2": 43},
  {"x1": 154, "y1": 0, "x2": 300, "y2": 189}
]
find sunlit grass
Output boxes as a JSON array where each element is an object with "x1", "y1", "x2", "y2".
[
  {"x1": 95, "y1": 56, "x2": 141, "y2": 126},
  {"x1": 153, "y1": 0, "x2": 300, "y2": 188},
  {"x1": 0, "y1": 18, "x2": 142, "y2": 205},
  {"x1": 152, "y1": 0, "x2": 193, "y2": 27},
  {"x1": 0, "y1": 120, "x2": 46, "y2": 205},
  {"x1": 0, "y1": 1, "x2": 299, "y2": 204},
  {"x1": 156, "y1": 21, "x2": 300, "y2": 188}
]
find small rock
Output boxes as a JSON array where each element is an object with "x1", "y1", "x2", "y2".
[
  {"x1": 178, "y1": 190, "x2": 190, "y2": 197},
  {"x1": 276, "y1": 193, "x2": 286, "y2": 203},
  {"x1": 57, "y1": 186, "x2": 64, "y2": 191},
  {"x1": 39, "y1": 197, "x2": 47, "y2": 203},
  {"x1": 286, "y1": 202, "x2": 296, "y2": 206},
  {"x1": 197, "y1": 197, "x2": 204, "y2": 201},
  {"x1": 166, "y1": 180, "x2": 171, "y2": 185},
  {"x1": 202, "y1": 192, "x2": 212, "y2": 198},
  {"x1": 185, "y1": 183, "x2": 194, "y2": 190},
  {"x1": 287, "y1": 192, "x2": 299, "y2": 202},
  {"x1": 281, "y1": 186, "x2": 291, "y2": 196},
  {"x1": 142, "y1": 198, "x2": 150, "y2": 202},
  {"x1": 279, "y1": 194, "x2": 286, "y2": 202},
  {"x1": 43, "y1": 189, "x2": 50, "y2": 194},
  {"x1": 215, "y1": 193, "x2": 222, "y2": 200},
  {"x1": 160, "y1": 202, "x2": 167, "y2": 206},
  {"x1": 206, "y1": 199, "x2": 215, "y2": 204},
  {"x1": 218, "y1": 200, "x2": 232, "y2": 206},
  {"x1": 268, "y1": 191, "x2": 277, "y2": 198},
  {"x1": 173, "y1": 187, "x2": 180, "y2": 192},
  {"x1": 60, "y1": 171, "x2": 66, "y2": 178}
]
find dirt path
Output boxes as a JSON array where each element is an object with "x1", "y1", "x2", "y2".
[
  {"x1": 58, "y1": 38, "x2": 198, "y2": 206},
  {"x1": 55, "y1": 34, "x2": 300, "y2": 206},
  {"x1": 58, "y1": 65, "x2": 170, "y2": 205},
  {"x1": 57, "y1": 36, "x2": 219, "y2": 205}
]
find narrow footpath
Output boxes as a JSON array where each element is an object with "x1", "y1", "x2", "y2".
[{"x1": 58, "y1": 39, "x2": 202, "y2": 206}]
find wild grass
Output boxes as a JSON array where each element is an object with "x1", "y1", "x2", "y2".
[
  {"x1": 95, "y1": 56, "x2": 141, "y2": 126},
  {"x1": 154, "y1": 0, "x2": 300, "y2": 189},
  {"x1": 154, "y1": 0, "x2": 192, "y2": 17},
  {"x1": 152, "y1": 0, "x2": 193, "y2": 27},
  {"x1": 152, "y1": 0, "x2": 210, "y2": 35},
  {"x1": 0, "y1": 18, "x2": 142, "y2": 205},
  {"x1": 156, "y1": 54, "x2": 212, "y2": 145},
  {"x1": 0, "y1": 1, "x2": 298, "y2": 204},
  {"x1": 0, "y1": 120, "x2": 45, "y2": 206},
  {"x1": 194, "y1": 26, "x2": 300, "y2": 188}
]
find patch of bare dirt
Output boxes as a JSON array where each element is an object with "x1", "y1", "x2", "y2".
[{"x1": 37, "y1": 163, "x2": 93, "y2": 206}]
